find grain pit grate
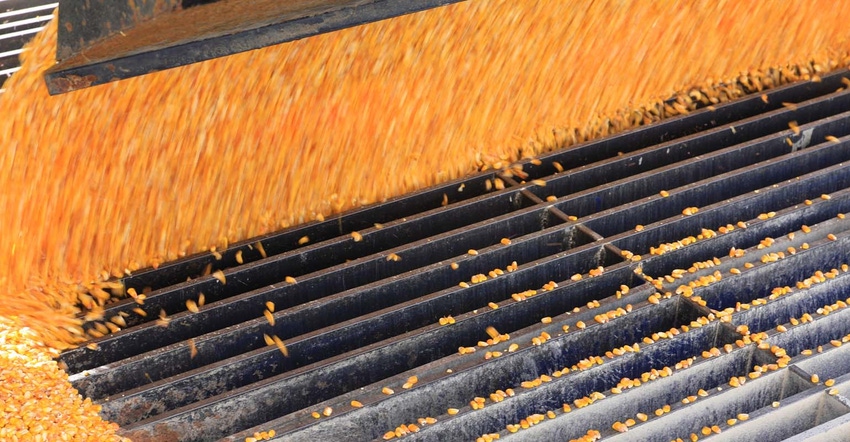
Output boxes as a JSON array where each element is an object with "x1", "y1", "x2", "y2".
[{"x1": 62, "y1": 69, "x2": 850, "y2": 442}]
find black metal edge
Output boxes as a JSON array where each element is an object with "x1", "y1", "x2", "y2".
[{"x1": 43, "y1": 0, "x2": 466, "y2": 94}]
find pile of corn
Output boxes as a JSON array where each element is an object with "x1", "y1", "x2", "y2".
[
  {"x1": 2, "y1": 0, "x2": 850, "y2": 438},
  {"x1": 0, "y1": 317, "x2": 128, "y2": 441}
]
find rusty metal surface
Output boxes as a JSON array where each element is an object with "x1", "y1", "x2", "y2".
[
  {"x1": 55, "y1": 0, "x2": 181, "y2": 60},
  {"x1": 44, "y1": 0, "x2": 466, "y2": 94}
]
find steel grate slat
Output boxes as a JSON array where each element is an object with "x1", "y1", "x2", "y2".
[{"x1": 54, "y1": 70, "x2": 850, "y2": 441}]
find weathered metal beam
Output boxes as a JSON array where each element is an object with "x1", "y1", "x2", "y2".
[{"x1": 43, "y1": 0, "x2": 465, "y2": 95}]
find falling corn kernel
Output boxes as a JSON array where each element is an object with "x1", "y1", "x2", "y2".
[
  {"x1": 266, "y1": 301, "x2": 275, "y2": 312},
  {"x1": 156, "y1": 309, "x2": 171, "y2": 327},
  {"x1": 109, "y1": 315, "x2": 126, "y2": 328},
  {"x1": 188, "y1": 339, "x2": 198, "y2": 359},
  {"x1": 451, "y1": 262, "x2": 459, "y2": 270},
  {"x1": 788, "y1": 120, "x2": 800, "y2": 135},
  {"x1": 186, "y1": 299, "x2": 199, "y2": 313},
  {"x1": 264, "y1": 309, "x2": 276, "y2": 326},
  {"x1": 272, "y1": 335, "x2": 289, "y2": 357},
  {"x1": 255, "y1": 242, "x2": 268, "y2": 259},
  {"x1": 212, "y1": 270, "x2": 226, "y2": 284},
  {"x1": 298, "y1": 236, "x2": 310, "y2": 245},
  {"x1": 235, "y1": 250, "x2": 244, "y2": 264},
  {"x1": 351, "y1": 231, "x2": 363, "y2": 242}
]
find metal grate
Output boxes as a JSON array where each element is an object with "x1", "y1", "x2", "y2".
[
  {"x1": 0, "y1": 0, "x2": 56, "y2": 90},
  {"x1": 62, "y1": 69, "x2": 850, "y2": 442}
]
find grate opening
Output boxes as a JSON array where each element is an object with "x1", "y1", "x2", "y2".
[
  {"x1": 527, "y1": 89, "x2": 850, "y2": 206},
  {"x1": 684, "y1": 221, "x2": 850, "y2": 311},
  {"x1": 730, "y1": 269, "x2": 850, "y2": 336},
  {"x1": 122, "y1": 172, "x2": 507, "y2": 292},
  {"x1": 703, "y1": 390, "x2": 850, "y2": 441},
  {"x1": 604, "y1": 369, "x2": 833, "y2": 442},
  {"x1": 579, "y1": 133, "x2": 850, "y2": 237},
  {"x1": 66, "y1": 198, "x2": 570, "y2": 372},
  {"x1": 631, "y1": 188, "x2": 850, "y2": 279},
  {"x1": 771, "y1": 303, "x2": 850, "y2": 369},
  {"x1": 91, "y1": 250, "x2": 638, "y2": 419},
  {"x1": 298, "y1": 318, "x2": 742, "y2": 442},
  {"x1": 134, "y1": 301, "x2": 714, "y2": 439},
  {"x1": 498, "y1": 346, "x2": 810, "y2": 441},
  {"x1": 520, "y1": 69, "x2": 850, "y2": 182}
]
